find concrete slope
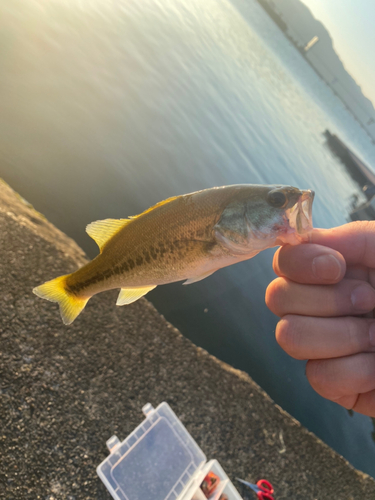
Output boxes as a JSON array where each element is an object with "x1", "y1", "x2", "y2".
[{"x1": 1, "y1": 179, "x2": 374, "y2": 499}]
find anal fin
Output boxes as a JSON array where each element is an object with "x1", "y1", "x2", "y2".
[
  {"x1": 183, "y1": 270, "x2": 216, "y2": 285},
  {"x1": 116, "y1": 285, "x2": 156, "y2": 306}
]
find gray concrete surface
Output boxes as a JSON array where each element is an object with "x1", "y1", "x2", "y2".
[{"x1": 1, "y1": 179, "x2": 375, "y2": 499}]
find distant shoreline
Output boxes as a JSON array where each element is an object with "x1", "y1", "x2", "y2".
[{"x1": 254, "y1": 0, "x2": 375, "y2": 145}]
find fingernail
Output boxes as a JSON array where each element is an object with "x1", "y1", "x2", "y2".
[
  {"x1": 351, "y1": 285, "x2": 375, "y2": 311},
  {"x1": 312, "y1": 254, "x2": 342, "y2": 281},
  {"x1": 369, "y1": 323, "x2": 375, "y2": 347}
]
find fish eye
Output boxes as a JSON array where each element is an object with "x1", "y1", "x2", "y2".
[{"x1": 267, "y1": 190, "x2": 287, "y2": 208}]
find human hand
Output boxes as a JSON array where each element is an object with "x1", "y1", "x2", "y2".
[{"x1": 266, "y1": 221, "x2": 375, "y2": 416}]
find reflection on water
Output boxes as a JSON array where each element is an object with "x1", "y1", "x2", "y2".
[{"x1": 1, "y1": 0, "x2": 375, "y2": 476}]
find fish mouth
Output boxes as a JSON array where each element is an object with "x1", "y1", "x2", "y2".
[{"x1": 286, "y1": 189, "x2": 314, "y2": 241}]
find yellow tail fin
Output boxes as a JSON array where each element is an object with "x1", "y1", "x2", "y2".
[{"x1": 33, "y1": 275, "x2": 89, "y2": 325}]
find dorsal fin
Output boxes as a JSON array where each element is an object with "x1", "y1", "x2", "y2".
[
  {"x1": 86, "y1": 195, "x2": 180, "y2": 251},
  {"x1": 86, "y1": 218, "x2": 131, "y2": 251},
  {"x1": 129, "y1": 195, "x2": 179, "y2": 220}
]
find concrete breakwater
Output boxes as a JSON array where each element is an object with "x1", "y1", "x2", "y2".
[{"x1": 1, "y1": 179, "x2": 375, "y2": 499}]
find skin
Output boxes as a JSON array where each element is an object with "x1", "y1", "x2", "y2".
[{"x1": 265, "y1": 221, "x2": 375, "y2": 417}]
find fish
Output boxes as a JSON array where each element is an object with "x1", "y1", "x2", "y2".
[{"x1": 33, "y1": 184, "x2": 314, "y2": 325}]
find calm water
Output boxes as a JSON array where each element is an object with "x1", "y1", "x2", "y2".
[{"x1": 2, "y1": 0, "x2": 375, "y2": 476}]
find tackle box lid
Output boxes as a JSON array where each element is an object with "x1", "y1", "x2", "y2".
[{"x1": 97, "y1": 402, "x2": 207, "y2": 500}]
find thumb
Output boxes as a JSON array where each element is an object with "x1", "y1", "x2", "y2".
[{"x1": 310, "y1": 222, "x2": 375, "y2": 268}]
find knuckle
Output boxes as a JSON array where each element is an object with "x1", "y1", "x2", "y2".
[
  {"x1": 356, "y1": 354, "x2": 375, "y2": 388},
  {"x1": 265, "y1": 278, "x2": 286, "y2": 315},
  {"x1": 276, "y1": 316, "x2": 305, "y2": 359},
  {"x1": 306, "y1": 359, "x2": 327, "y2": 394},
  {"x1": 342, "y1": 317, "x2": 363, "y2": 353}
]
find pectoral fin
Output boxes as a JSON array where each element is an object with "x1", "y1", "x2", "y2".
[
  {"x1": 183, "y1": 270, "x2": 216, "y2": 285},
  {"x1": 116, "y1": 285, "x2": 157, "y2": 306}
]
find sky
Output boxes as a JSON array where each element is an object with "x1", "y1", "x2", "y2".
[{"x1": 300, "y1": 0, "x2": 375, "y2": 105}]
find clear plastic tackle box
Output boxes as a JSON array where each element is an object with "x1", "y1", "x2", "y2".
[{"x1": 97, "y1": 402, "x2": 244, "y2": 500}]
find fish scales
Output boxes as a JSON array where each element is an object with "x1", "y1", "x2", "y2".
[{"x1": 66, "y1": 187, "x2": 238, "y2": 294}]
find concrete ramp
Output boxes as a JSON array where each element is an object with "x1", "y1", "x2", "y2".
[{"x1": 0, "y1": 179, "x2": 374, "y2": 498}]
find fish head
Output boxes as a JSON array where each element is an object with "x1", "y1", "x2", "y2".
[
  {"x1": 277, "y1": 186, "x2": 315, "y2": 245},
  {"x1": 214, "y1": 185, "x2": 314, "y2": 255}
]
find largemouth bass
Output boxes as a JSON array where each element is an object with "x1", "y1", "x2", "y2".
[{"x1": 33, "y1": 184, "x2": 314, "y2": 324}]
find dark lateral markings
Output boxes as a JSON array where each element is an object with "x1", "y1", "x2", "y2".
[{"x1": 66, "y1": 238, "x2": 214, "y2": 294}]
